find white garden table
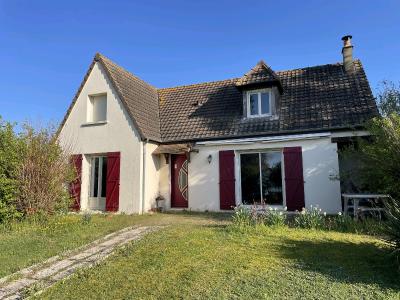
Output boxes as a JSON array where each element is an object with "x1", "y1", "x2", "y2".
[{"x1": 342, "y1": 193, "x2": 389, "y2": 220}]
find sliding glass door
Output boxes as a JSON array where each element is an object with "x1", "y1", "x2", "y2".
[{"x1": 240, "y1": 151, "x2": 283, "y2": 205}]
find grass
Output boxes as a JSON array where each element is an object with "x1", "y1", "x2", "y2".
[
  {"x1": 0, "y1": 212, "x2": 178, "y2": 278},
  {"x1": 34, "y1": 213, "x2": 400, "y2": 300}
]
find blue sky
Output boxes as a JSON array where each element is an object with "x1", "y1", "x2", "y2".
[{"x1": 1, "y1": 0, "x2": 399, "y2": 125}]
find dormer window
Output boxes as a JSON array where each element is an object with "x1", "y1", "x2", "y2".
[
  {"x1": 247, "y1": 89, "x2": 272, "y2": 117},
  {"x1": 236, "y1": 60, "x2": 283, "y2": 119}
]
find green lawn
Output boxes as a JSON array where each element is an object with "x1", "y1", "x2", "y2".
[
  {"x1": 0, "y1": 213, "x2": 171, "y2": 278},
  {"x1": 34, "y1": 213, "x2": 399, "y2": 300}
]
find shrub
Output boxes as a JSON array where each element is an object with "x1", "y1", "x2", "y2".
[
  {"x1": 81, "y1": 212, "x2": 92, "y2": 225},
  {"x1": 16, "y1": 123, "x2": 74, "y2": 217},
  {"x1": 261, "y1": 207, "x2": 287, "y2": 227},
  {"x1": 327, "y1": 212, "x2": 356, "y2": 232},
  {"x1": 294, "y1": 206, "x2": 326, "y2": 229},
  {"x1": 232, "y1": 205, "x2": 252, "y2": 228},
  {"x1": 0, "y1": 117, "x2": 75, "y2": 224},
  {"x1": 342, "y1": 113, "x2": 400, "y2": 256},
  {"x1": 383, "y1": 198, "x2": 400, "y2": 259},
  {"x1": 232, "y1": 205, "x2": 288, "y2": 229},
  {"x1": 0, "y1": 117, "x2": 23, "y2": 223}
]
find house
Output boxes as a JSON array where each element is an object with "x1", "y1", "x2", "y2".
[{"x1": 58, "y1": 35, "x2": 378, "y2": 214}]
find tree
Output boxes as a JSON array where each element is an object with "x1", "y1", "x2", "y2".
[
  {"x1": 355, "y1": 81, "x2": 400, "y2": 259},
  {"x1": 377, "y1": 80, "x2": 400, "y2": 117},
  {"x1": 0, "y1": 117, "x2": 74, "y2": 223},
  {"x1": 0, "y1": 117, "x2": 22, "y2": 222}
]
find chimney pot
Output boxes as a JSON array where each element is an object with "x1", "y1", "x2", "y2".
[
  {"x1": 341, "y1": 35, "x2": 354, "y2": 73},
  {"x1": 341, "y1": 35, "x2": 353, "y2": 47}
]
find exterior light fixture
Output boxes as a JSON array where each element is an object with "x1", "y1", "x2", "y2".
[{"x1": 207, "y1": 154, "x2": 212, "y2": 164}]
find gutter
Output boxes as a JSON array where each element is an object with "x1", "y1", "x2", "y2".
[
  {"x1": 196, "y1": 132, "x2": 332, "y2": 146},
  {"x1": 158, "y1": 125, "x2": 366, "y2": 145}
]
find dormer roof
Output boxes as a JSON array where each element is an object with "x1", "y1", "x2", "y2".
[{"x1": 235, "y1": 60, "x2": 283, "y2": 93}]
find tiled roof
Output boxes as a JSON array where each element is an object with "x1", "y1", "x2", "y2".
[
  {"x1": 60, "y1": 55, "x2": 378, "y2": 143},
  {"x1": 97, "y1": 54, "x2": 162, "y2": 141},
  {"x1": 158, "y1": 60, "x2": 378, "y2": 142},
  {"x1": 236, "y1": 60, "x2": 282, "y2": 90}
]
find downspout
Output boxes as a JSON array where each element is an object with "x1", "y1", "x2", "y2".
[{"x1": 141, "y1": 139, "x2": 148, "y2": 214}]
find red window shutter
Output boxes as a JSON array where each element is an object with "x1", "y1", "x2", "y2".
[
  {"x1": 283, "y1": 147, "x2": 305, "y2": 211},
  {"x1": 219, "y1": 150, "x2": 236, "y2": 210},
  {"x1": 105, "y1": 152, "x2": 120, "y2": 212},
  {"x1": 69, "y1": 154, "x2": 82, "y2": 211}
]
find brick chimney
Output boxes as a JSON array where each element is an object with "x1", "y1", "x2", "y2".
[{"x1": 341, "y1": 35, "x2": 354, "y2": 73}]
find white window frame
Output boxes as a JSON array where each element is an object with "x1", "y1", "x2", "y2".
[
  {"x1": 246, "y1": 89, "x2": 273, "y2": 118},
  {"x1": 236, "y1": 149, "x2": 286, "y2": 208},
  {"x1": 89, "y1": 156, "x2": 107, "y2": 201},
  {"x1": 86, "y1": 93, "x2": 108, "y2": 124}
]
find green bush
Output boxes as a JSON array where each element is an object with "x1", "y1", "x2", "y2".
[
  {"x1": 327, "y1": 212, "x2": 355, "y2": 232},
  {"x1": 261, "y1": 207, "x2": 286, "y2": 227},
  {"x1": 0, "y1": 116, "x2": 74, "y2": 224},
  {"x1": 384, "y1": 198, "x2": 400, "y2": 258},
  {"x1": 16, "y1": 124, "x2": 74, "y2": 216},
  {"x1": 343, "y1": 113, "x2": 400, "y2": 257},
  {"x1": 232, "y1": 205, "x2": 288, "y2": 228},
  {"x1": 231, "y1": 204, "x2": 385, "y2": 236},
  {"x1": 0, "y1": 117, "x2": 23, "y2": 223},
  {"x1": 294, "y1": 206, "x2": 326, "y2": 229},
  {"x1": 339, "y1": 80, "x2": 400, "y2": 260},
  {"x1": 232, "y1": 205, "x2": 252, "y2": 228},
  {"x1": 81, "y1": 212, "x2": 93, "y2": 225}
]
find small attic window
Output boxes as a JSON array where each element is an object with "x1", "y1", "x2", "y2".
[
  {"x1": 88, "y1": 94, "x2": 107, "y2": 122},
  {"x1": 247, "y1": 89, "x2": 272, "y2": 117}
]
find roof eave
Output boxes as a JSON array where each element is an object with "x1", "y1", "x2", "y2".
[{"x1": 159, "y1": 124, "x2": 369, "y2": 144}]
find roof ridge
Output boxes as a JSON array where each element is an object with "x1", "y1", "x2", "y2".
[
  {"x1": 157, "y1": 60, "x2": 364, "y2": 92},
  {"x1": 157, "y1": 78, "x2": 239, "y2": 91},
  {"x1": 276, "y1": 60, "x2": 362, "y2": 73}
]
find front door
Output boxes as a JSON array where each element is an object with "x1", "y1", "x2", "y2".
[{"x1": 171, "y1": 154, "x2": 189, "y2": 208}]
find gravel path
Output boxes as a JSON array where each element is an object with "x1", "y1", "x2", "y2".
[{"x1": 0, "y1": 226, "x2": 161, "y2": 299}]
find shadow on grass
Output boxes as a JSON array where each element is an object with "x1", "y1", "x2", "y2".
[{"x1": 277, "y1": 237, "x2": 400, "y2": 290}]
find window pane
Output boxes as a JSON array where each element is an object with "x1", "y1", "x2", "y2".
[
  {"x1": 93, "y1": 157, "x2": 99, "y2": 197},
  {"x1": 261, "y1": 92, "x2": 270, "y2": 114},
  {"x1": 249, "y1": 93, "x2": 259, "y2": 115},
  {"x1": 261, "y1": 152, "x2": 283, "y2": 205},
  {"x1": 92, "y1": 95, "x2": 107, "y2": 122},
  {"x1": 101, "y1": 157, "x2": 107, "y2": 197},
  {"x1": 240, "y1": 153, "x2": 261, "y2": 204}
]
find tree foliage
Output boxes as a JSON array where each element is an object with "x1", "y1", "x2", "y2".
[
  {"x1": 16, "y1": 124, "x2": 74, "y2": 216},
  {"x1": 0, "y1": 117, "x2": 74, "y2": 223},
  {"x1": 377, "y1": 80, "x2": 400, "y2": 116},
  {"x1": 0, "y1": 118, "x2": 22, "y2": 222},
  {"x1": 352, "y1": 81, "x2": 400, "y2": 257},
  {"x1": 357, "y1": 114, "x2": 400, "y2": 200}
]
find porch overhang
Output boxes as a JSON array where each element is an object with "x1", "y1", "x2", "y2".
[
  {"x1": 152, "y1": 143, "x2": 191, "y2": 155},
  {"x1": 152, "y1": 143, "x2": 198, "y2": 163}
]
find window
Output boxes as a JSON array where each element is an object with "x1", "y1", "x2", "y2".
[
  {"x1": 88, "y1": 94, "x2": 107, "y2": 122},
  {"x1": 90, "y1": 156, "x2": 107, "y2": 199},
  {"x1": 240, "y1": 151, "x2": 283, "y2": 205},
  {"x1": 247, "y1": 89, "x2": 272, "y2": 117}
]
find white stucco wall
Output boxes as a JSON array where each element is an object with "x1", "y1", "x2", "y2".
[
  {"x1": 58, "y1": 62, "x2": 143, "y2": 214},
  {"x1": 159, "y1": 154, "x2": 171, "y2": 209},
  {"x1": 143, "y1": 142, "x2": 161, "y2": 212},
  {"x1": 158, "y1": 134, "x2": 343, "y2": 214}
]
